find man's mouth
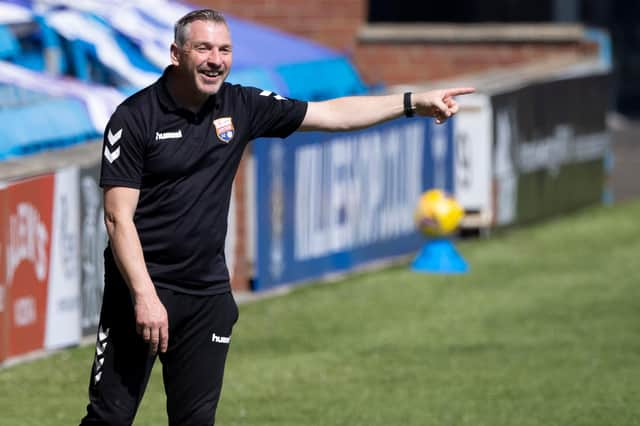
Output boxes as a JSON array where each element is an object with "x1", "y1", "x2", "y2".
[{"x1": 200, "y1": 70, "x2": 223, "y2": 79}]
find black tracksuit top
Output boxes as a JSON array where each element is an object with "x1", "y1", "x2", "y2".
[{"x1": 100, "y1": 68, "x2": 308, "y2": 294}]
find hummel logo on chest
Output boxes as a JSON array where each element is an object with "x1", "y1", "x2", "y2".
[
  {"x1": 212, "y1": 333, "x2": 231, "y2": 344},
  {"x1": 155, "y1": 130, "x2": 183, "y2": 141}
]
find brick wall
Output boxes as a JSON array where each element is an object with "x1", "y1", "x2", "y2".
[
  {"x1": 353, "y1": 42, "x2": 598, "y2": 86},
  {"x1": 191, "y1": 0, "x2": 366, "y2": 52},
  {"x1": 189, "y1": 1, "x2": 597, "y2": 87}
]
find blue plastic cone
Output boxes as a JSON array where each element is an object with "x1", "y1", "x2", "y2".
[{"x1": 411, "y1": 238, "x2": 469, "y2": 274}]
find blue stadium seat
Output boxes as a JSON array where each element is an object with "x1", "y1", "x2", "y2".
[
  {"x1": 0, "y1": 97, "x2": 98, "y2": 159},
  {"x1": 0, "y1": 24, "x2": 20, "y2": 59}
]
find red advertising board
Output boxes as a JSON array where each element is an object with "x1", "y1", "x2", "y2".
[
  {"x1": 5, "y1": 174, "x2": 54, "y2": 358},
  {"x1": 0, "y1": 184, "x2": 7, "y2": 363}
]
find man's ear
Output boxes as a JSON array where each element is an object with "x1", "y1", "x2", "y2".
[{"x1": 170, "y1": 43, "x2": 180, "y2": 66}]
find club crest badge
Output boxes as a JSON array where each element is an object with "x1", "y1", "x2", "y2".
[{"x1": 213, "y1": 117, "x2": 235, "y2": 143}]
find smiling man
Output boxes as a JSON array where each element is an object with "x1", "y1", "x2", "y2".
[{"x1": 80, "y1": 8, "x2": 473, "y2": 426}]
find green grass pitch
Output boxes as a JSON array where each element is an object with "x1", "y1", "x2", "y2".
[{"x1": 1, "y1": 199, "x2": 639, "y2": 425}]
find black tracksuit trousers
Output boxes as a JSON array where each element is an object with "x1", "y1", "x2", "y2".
[{"x1": 80, "y1": 266, "x2": 239, "y2": 426}]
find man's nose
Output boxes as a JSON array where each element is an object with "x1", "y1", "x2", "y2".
[{"x1": 208, "y1": 48, "x2": 222, "y2": 65}]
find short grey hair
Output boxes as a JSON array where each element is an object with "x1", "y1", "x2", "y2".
[{"x1": 174, "y1": 9, "x2": 227, "y2": 47}]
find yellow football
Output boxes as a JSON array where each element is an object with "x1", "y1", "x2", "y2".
[{"x1": 414, "y1": 189, "x2": 464, "y2": 236}]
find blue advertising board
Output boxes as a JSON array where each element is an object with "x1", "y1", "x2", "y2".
[{"x1": 254, "y1": 118, "x2": 454, "y2": 291}]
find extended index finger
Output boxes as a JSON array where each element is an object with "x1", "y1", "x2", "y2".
[{"x1": 443, "y1": 87, "x2": 476, "y2": 98}]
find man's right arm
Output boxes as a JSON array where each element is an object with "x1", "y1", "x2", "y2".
[
  {"x1": 300, "y1": 88, "x2": 475, "y2": 132},
  {"x1": 104, "y1": 186, "x2": 168, "y2": 355}
]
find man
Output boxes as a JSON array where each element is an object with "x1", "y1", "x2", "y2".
[{"x1": 80, "y1": 8, "x2": 474, "y2": 426}]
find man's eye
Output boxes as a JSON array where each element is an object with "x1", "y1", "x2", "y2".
[{"x1": 196, "y1": 46, "x2": 209, "y2": 52}]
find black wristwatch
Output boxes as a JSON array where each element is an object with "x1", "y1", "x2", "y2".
[{"x1": 403, "y1": 92, "x2": 415, "y2": 118}]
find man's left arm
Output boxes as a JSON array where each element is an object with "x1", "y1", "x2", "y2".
[{"x1": 299, "y1": 88, "x2": 475, "y2": 132}]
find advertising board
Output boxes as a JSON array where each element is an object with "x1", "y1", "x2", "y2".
[{"x1": 254, "y1": 118, "x2": 455, "y2": 290}]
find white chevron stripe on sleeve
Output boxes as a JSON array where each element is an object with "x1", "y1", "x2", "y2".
[
  {"x1": 104, "y1": 146, "x2": 121, "y2": 163},
  {"x1": 107, "y1": 128, "x2": 122, "y2": 145}
]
